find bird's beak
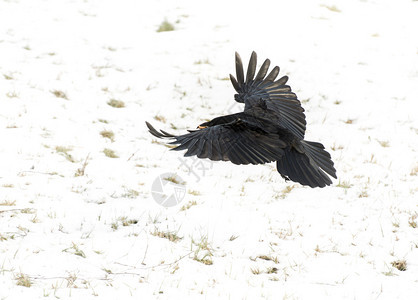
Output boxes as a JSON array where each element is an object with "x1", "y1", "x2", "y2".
[{"x1": 198, "y1": 125, "x2": 208, "y2": 129}]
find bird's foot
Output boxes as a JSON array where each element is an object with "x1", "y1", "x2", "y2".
[{"x1": 281, "y1": 174, "x2": 290, "y2": 182}]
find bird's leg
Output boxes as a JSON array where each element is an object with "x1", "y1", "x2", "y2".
[{"x1": 281, "y1": 174, "x2": 290, "y2": 182}]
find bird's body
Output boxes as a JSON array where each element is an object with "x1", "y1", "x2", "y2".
[{"x1": 146, "y1": 51, "x2": 337, "y2": 188}]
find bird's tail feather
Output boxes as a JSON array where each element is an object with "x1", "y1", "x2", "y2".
[{"x1": 276, "y1": 140, "x2": 337, "y2": 188}]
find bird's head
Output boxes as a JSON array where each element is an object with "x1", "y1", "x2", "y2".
[{"x1": 234, "y1": 93, "x2": 244, "y2": 103}]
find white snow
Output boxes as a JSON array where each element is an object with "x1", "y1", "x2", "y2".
[{"x1": 0, "y1": 0, "x2": 417, "y2": 299}]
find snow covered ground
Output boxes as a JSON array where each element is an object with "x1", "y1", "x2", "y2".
[{"x1": 1, "y1": 0, "x2": 417, "y2": 299}]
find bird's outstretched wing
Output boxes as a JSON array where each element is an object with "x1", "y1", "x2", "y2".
[
  {"x1": 230, "y1": 51, "x2": 306, "y2": 139},
  {"x1": 146, "y1": 120, "x2": 286, "y2": 165}
]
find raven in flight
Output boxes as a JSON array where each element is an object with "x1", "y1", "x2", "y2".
[{"x1": 146, "y1": 52, "x2": 337, "y2": 188}]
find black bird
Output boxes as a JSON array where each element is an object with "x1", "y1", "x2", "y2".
[{"x1": 146, "y1": 51, "x2": 337, "y2": 188}]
